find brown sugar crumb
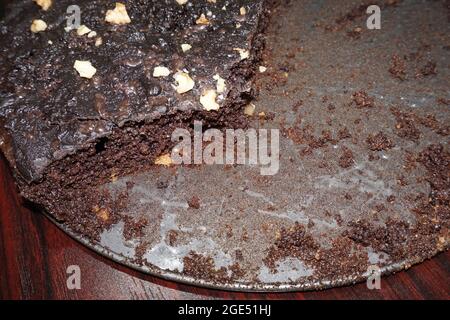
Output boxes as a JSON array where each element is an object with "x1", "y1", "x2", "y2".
[
  {"x1": 312, "y1": 237, "x2": 368, "y2": 279},
  {"x1": 437, "y1": 98, "x2": 450, "y2": 106},
  {"x1": 351, "y1": 91, "x2": 375, "y2": 108},
  {"x1": 338, "y1": 127, "x2": 352, "y2": 140},
  {"x1": 414, "y1": 144, "x2": 450, "y2": 223},
  {"x1": 182, "y1": 252, "x2": 230, "y2": 282},
  {"x1": 134, "y1": 241, "x2": 150, "y2": 264},
  {"x1": 387, "y1": 195, "x2": 396, "y2": 203},
  {"x1": 397, "y1": 175, "x2": 408, "y2": 186},
  {"x1": 416, "y1": 61, "x2": 437, "y2": 78},
  {"x1": 389, "y1": 54, "x2": 407, "y2": 80},
  {"x1": 345, "y1": 218, "x2": 410, "y2": 259},
  {"x1": 338, "y1": 146, "x2": 354, "y2": 168},
  {"x1": 403, "y1": 152, "x2": 417, "y2": 172},
  {"x1": 166, "y1": 230, "x2": 179, "y2": 246},
  {"x1": 347, "y1": 144, "x2": 450, "y2": 262},
  {"x1": 366, "y1": 132, "x2": 395, "y2": 151},
  {"x1": 123, "y1": 216, "x2": 148, "y2": 241},
  {"x1": 391, "y1": 107, "x2": 421, "y2": 141},
  {"x1": 187, "y1": 195, "x2": 201, "y2": 209},
  {"x1": 368, "y1": 153, "x2": 381, "y2": 161},
  {"x1": 282, "y1": 125, "x2": 336, "y2": 150},
  {"x1": 347, "y1": 27, "x2": 363, "y2": 39},
  {"x1": 416, "y1": 114, "x2": 450, "y2": 137},
  {"x1": 263, "y1": 222, "x2": 319, "y2": 270},
  {"x1": 229, "y1": 263, "x2": 246, "y2": 278}
]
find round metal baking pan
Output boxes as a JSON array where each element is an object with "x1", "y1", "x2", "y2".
[{"x1": 43, "y1": 0, "x2": 449, "y2": 292}]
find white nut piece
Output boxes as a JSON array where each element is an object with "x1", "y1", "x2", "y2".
[
  {"x1": 74, "y1": 60, "x2": 97, "y2": 79},
  {"x1": 153, "y1": 66, "x2": 171, "y2": 77},
  {"x1": 259, "y1": 66, "x2": 267, "y2": 73},
  {"x1": 213, "y1": 74, "x2": 226, "y2": 93},
  {"x1": 244, "y1": 103, "x2": 256, "y2": 116},
  {"x1": 181, "y1": 44, "x2": 192, "y2": 52},
  {"x1": 105, "y1": 2, "x2": 131, "y2": 25},
  {"x1": 240, "y1": 7, "x2": 247, "y2": 15},
  {"x1": 200, "y1": 90, "x2": 220, "y2": 111},
  {"x1": 33, "y1": 0, "x2": 52, "y2": 11},
  {"x1": 30, "y1": 19, "x2": 47, "y2": 33},
  {"x1": 233, "y1": 48, "x2": 250, "y2": 60},
  {"x1": 173, "y1": 71, "x2": 195, "y2": 94},
  {"x1": 196, "y1": 14, "x2": 210, "y2": 25},
  {"x1": 76, "y1": 25, "x2": 92, "y2": 36},
  {"x1": 154, "y1": 154, "x2": 173, "y2": 166},
  {"x1": 95, "y1": 37, "x2": 103, "y2": 47},
  {"x1": 176, "y1": 0, "x2": 188, "y2": 5}
]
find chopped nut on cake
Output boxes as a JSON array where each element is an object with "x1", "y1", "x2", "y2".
[
  {"x1": 173, "y1": 71, "x2": 195, "y2": 94},
  {"x1": 105, "y1": 2, "x2": 131, "y2": 25},
  {"x1": 200, "y1": 90, "x2": 220, "y2": 111},
  {"x1": 153, "y1": 66, "x2": 171, "y2": 78},
  {"x1": 30, "y1": 19, "x2": 47, "y2": 33},
  {"x1": 74, "y1": 60, "x2": 97, "y2": 79},
  {"x1": 33, "y1": 0, "x2": 52, "y2": 11}
]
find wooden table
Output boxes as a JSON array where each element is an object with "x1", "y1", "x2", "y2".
[{"x1": 0, "y1": 157, "x2": 448, "y2": 300}]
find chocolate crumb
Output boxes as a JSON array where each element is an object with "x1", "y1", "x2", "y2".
[
  {"x1": 188, "y1": 196, "x2": 201, "y2": 209},
  {"x1": 391, "y1": 107, "x2": 421, "y2": 141},
  {"x1": 416, "y1": 61, "x2": 437, "y2": 77},
  {"x1": 387, "y1": 195, "x2": 396, "y2": 203},
  {"x1": 366, "y1": 132, "x2": 395, "y2": 151},
  {"x1": 351, "y1": 91, "x2": 375, "y2": 108},
  {"x1": 389, "y1": 54, "x2": 407, "y2": 80},
  {"x1": 338, "y1": 146, "x2": 354, "y2": 168},
  {"x1": 166, "y1": 230, "x2": 179, "y2": 246}
]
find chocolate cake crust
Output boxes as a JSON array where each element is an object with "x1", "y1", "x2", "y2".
[{"x1": 0, "y1": 0, "x2": 272, "y2": 183}]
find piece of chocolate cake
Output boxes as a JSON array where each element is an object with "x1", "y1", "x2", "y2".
[{"x1": 0, "y1": 0, "x2": 275, "y2": 229}]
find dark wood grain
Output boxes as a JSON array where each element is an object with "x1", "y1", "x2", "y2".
[{"x1": 0, "y1": 156, "x2": 449, "y2": 300}]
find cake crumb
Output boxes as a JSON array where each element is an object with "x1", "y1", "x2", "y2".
[
  {"x1": 366, "y1": 132, "x2": 395, "y2": 151},
  {"x1": 352, "y1": 91, "x2": 375, "y2": 108},
  {"x1": 338, "y1": 147, "x2": 354, "y2": 168},
  {"x1": 188, "y1": 196, "x2": 201, "y2": 209}
]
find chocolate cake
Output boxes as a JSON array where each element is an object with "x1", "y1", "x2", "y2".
[{"x1": 0, "y1": 1, "x2": 275, "y2": 228}]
